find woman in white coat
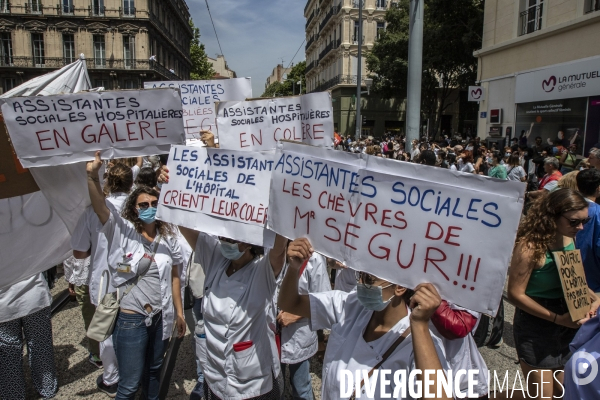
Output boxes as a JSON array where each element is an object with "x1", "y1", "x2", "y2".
[
  {"x1": 279, "y1": 238, "x2": 453, "y2": 400},
  {"x1": 87, "y1": 152, "x2": 186, "y2": 400}
]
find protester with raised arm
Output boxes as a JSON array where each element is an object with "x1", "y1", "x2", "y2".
[
  {"x1": 278, "y1": 238, "x2": 452, "y2": 400},
  {"x1": 87, "y1": 152, "x2": 185, "y2": 400},
  {"x1": 158, "y1": 131, "x2": 289, "y2": 399}
]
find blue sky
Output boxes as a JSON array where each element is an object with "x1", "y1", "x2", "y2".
[{"x1": 188, "y1": 0, "x2": 307, "y2": 96}]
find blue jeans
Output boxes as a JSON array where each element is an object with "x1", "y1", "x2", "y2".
[
  {"x1": 113, "y1": 312, "x2": 167, "y2": 400},
  {"x1": 184, "y1": 297, "x2": 204, "y2": 384},
  {"x1": 281, "y1": 359, "x2": 313, "y2": 400}
]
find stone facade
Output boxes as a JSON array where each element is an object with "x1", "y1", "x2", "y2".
[
  {"x1": 0, "y1": 0, "x2": 193, "y2": 93},
  {"x1": 208, "y1": 54, "x2": 236, "y2": 79}
]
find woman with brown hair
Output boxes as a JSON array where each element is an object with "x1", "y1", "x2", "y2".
[
  {"x1": 87, "y1": 152, "x2": 186, "y2": 400},
  {"x1": 459, "y1": 150, "x2": 475, "y2": 173},
  {"x1": 506, "y1": 153, "x2": 527, "y2": 182},
  {"x1": 508, "y1": 188, "x2": 600, "y2": 398}
]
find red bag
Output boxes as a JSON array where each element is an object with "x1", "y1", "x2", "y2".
[{"x1": 232, "y1": 341, "x2": 253, "y2": 352}]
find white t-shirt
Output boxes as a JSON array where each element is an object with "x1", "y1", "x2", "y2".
[
  {"x1": 460, "y1": 162, "x2": 475, "y2": 173},
  {"x1": 449, "y1": 164, "x2": 458, "y2": 171},
  {"x1": 310, "y1": 291, "x2": 449, "y2": 400},
  {"x1": 506, "y1": 165, "x2": 526, "y2": 182},
  {"x1": 70, "y1": 193, "x2": 127, "y2": 305},
  {"x1": 0, "y1": 273, "x2": 51, "y2": 323}
]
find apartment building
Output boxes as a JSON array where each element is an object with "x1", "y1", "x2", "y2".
[
  {"x1": 305, "y1": 0, "x2": 407, "y2": 137},
  {"x1": 0, "y1": 0, "x2": 193, "y2": 93},
  {"x1": 209, "y1": 54, "x2": 236, "y2": 79},
  {"x1": 265, "y1": 63, "x2": 292, "y2": 89},
  {"x1": 474, "y1": 0, "x2": 600, "y2": 153}
]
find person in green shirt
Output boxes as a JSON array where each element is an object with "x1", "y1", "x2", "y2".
[
  {"x1": 487, "y1": 152, "x2": 507, "y2": 180},
  {"x1": 508, "y1": 188, "x2": 600, "y2": 398}
]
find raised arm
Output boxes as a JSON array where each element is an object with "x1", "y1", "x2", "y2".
[
  {"x1": 278, "y1": 238, "x2": 313, "y2": 319},
  {"x1": 87, "y1": 151, "x2": 110, "y2": 225},
  {"x1": 268, "y1": 234, "x2": 288, "y2": 278},
  {"x1": 409, "y1": 283, "x2": 452, "y2": 400}
]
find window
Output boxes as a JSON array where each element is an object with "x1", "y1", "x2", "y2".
[
  {"x1": 585, "y1": 0, "x2": 600, "y2": 13},
  {"x1": 94, "y1": 79, "x2": 108, "y2": 89},
  {"x1": 0, "y1": 33, "x2": 12, "y2": 66},
  {"x1": 353, "y1": 20, "x2": 361, "y2": 43},
  {"x1": 377, "y1": 22, "x2": 385, "y2": 39},
  {"x1": 63, "y1": 34, "x2": 75, "y2": 64},
  {"x1": 376, "y1": 0, "x2": 387, "y2": 9},
  {"x1": 123, "y1": 36, "x2": 135, "y2": 68},
  {"x1": 520, "y1": 0, "x2": 543, "y2": 35},
  {"x1": 93, "y1": 35, "x2": 106, "y2": 67},
  {"x1": 3, "y1": 78, "x2": 16, "y2": 93},
  {"x1": 32, "y1": 33, "x2": 45, "y2": 66},
  {"x1": 123, "y1": 79, "x2": 136, "y2": 89},
  {"x1": 29, "y1": 0, "x2": 42, "y2": 14},
  {"x1": 0, "y1": 0, "x2": 9, "y2": 13},
  {"x1": 92, "y1": 0, "x2": 104, "y2": 16},
  {"x1": 62, "y1": 0, "x2": 73, "y2": 14},
  {"x1": 123, "y1": 0, "x2": 134, "y2": 16}
]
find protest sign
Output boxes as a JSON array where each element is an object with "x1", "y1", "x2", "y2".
[
  {"x1": 2, "y1": 88, "x2": 186, "y2": 167},
  {"x1": 216, "y1": 92, "x2": 334, "y2": 151},
  {"x1": 553, "y1": 250, "x2": 592, "y2": 321},
  {"x1": 156, "y1": 145, "x2": 275, "y2": 246},
  {"x1": 267, "y1": 142, "x2": 525, "y2": 315},
  {"x1": 144, "y1": 78, "x2": 252, "y2": 142}
]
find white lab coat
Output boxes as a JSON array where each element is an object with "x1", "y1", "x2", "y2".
[
  {"x1": 71, "y1": 193, "x2": 127, "y2": 305},
  {"x1": 100, "y1": 211, "x2": 184, "y2": 340},
  {"x1": 309, "y1": 290, "x2": 449, "y2": 400},
  {"x1": 334, "y1": 266, "x2": 357, "y2": 293},
  {"x1": 194, "y1": 233, "x2": 280, "y2": 400},
  {"x1": 273, "y1": 253, "x2": 331, "y2": 364}
]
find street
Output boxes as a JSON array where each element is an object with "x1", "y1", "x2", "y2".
[{"x1": 24, "y1": 276, "x2": 521, "y2": 399}]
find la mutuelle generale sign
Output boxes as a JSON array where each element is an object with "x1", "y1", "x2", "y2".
[{"x1": 516, "y1": 55, "x2": 600, "y2": 103}]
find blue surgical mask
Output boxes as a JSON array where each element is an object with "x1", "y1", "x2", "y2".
[
  {"x1": 138, "y1": 207, "x2": 156, "y2": 224},
  {"x1": 357, "y1": 283, "x2": 394, "y2": 311},
  {"x1": 220, "y1": 241, "x2": 245, "y2": 260}
]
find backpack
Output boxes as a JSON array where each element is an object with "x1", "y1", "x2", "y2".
[{"x1": 472, "y1": 300, "x2": 504, "y2": 348}]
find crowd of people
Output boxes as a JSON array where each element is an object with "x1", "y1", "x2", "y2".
[{"x1": 2, "y1": 129, "x2": 600, "y2": 400}]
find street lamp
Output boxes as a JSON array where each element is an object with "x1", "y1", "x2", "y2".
[{"x1": 297, "y1": 80, "x2": 302, "y2": 95}]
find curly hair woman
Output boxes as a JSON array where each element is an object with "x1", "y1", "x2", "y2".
[
  {"x1": 508, "y1": 188, "x2": 600, "y2": 398},
  {"x1": 87, "y1": 152, "x2": 186, "y2": 400}
]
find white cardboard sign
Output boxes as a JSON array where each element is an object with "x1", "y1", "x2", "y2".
[
  {"x1": 156, "y1": 145, "x2": 275, "y2": 246},
  {"x1": 216, "y1": 92, "x2": 334, "y2": 151},
  {"x1": 144, "y1": 78, "x2": 252, "y2": 142},
  {"x1": 267, "y1": 142, "x2": 525, "y2": 315},
  {"x1": 2, "y1": 89, "x2": 185, "y2": 167}
]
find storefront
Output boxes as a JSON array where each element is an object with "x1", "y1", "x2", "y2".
[{"x1": 479, "y1": 55, "x2": 600, "y2": 156}]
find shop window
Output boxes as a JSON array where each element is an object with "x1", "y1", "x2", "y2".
[{"x1": 3, "y1": 78, "x2": 16, "y2": 93}]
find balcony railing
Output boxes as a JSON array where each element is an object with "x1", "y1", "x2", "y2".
[
  {"x1": 306, "y1": 35, "x2": 316, "y2": 50},
  {"x1": 0, "y1": 3, "x2": 149, "y2": 17},
  {"x1": 585, "y1": 0, "x2": 600, "y2": 13},
  {"x1": 520, "y1": 4, "x2": 543, "y2": 36},
  {"x1": 319, "y1": 4, "x2": 341, "y2": 31},
  {"x1": 319, "y1": 38, "x2": 341, "y2": 61},
  {"x1": 0, "y1": 56, "x2": 180, "y2": 79},
  {"x1": 306, "y1": 60, "x2": 317, "y2": 74},
  {"x1": 59, "y1": 3, "x2": 74, "y2": 14},
  {"x1": 305, "y1": 9, "x2": 315, "y2": 28},
  {"x1": 25, "y1": 1, "x2": 43, "y2": 14},
  {"x1": 313, "y1": 74, "x2": 367, "y2": 92},
  {"x1": 90, "y1": 4, "x2": 105, "y2": 16}
]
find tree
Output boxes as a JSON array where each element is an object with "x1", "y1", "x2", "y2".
[
  {"x1": 367, "y1": 0, "x2": 483, "y2": 137},
  {"x1": 189, "y1": 19, "x2": 215, "y2": 80},
  {"x1": 261, "y1": 61, "x2": 306, "y2": 97}
]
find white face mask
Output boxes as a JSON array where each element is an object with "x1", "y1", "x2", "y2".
[{"x1": 219, "y1": 241, "x2": 245, "y2": 260}]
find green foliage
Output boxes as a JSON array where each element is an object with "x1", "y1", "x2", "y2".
[
  {"x1": 367, "y1": 0, "x2": 483, "y2": 135},
  {"x1": 261, "y1": 61, "x2": 306, "y2": 97},
  {"x1": 189, "y1": 19, "x2": 216, "y2": 80}
]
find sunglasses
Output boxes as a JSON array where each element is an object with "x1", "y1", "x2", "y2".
[
  {"x1": 561, "y1": 215, "x2": 591, "y2": 227},
  {"x1": 136, "y1": 200, "x2": 158, "y2": 210}
]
